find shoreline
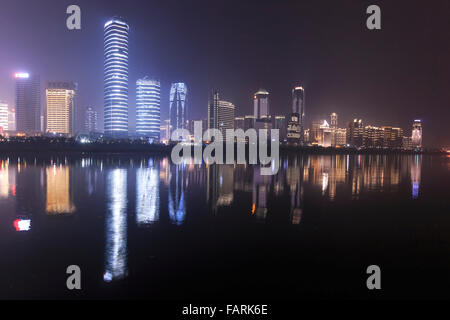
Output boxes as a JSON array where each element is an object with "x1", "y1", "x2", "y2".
[{"x1": 0, "y1": 141, "x2": 445, "y2": 156}]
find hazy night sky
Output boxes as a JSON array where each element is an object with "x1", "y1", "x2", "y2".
[{"x1": 0, "y1": 0, "x2": 449, "y2": 147}]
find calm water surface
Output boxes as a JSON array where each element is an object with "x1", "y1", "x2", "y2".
[{"x1": 0, "y1": 154, "x2": 449, "y2": 299}]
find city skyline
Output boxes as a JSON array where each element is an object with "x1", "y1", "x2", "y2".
[{"x1": 0, "y1": 1, "x2": 448, "y2": 147}]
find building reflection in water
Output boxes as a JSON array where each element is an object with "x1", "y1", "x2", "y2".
[
  {"x1": 136, "y1": 159, "x2": 160, "y2": 225},
  {"x1": 104, "y1": 169, "x2": 128, "y2": 282},
  {"x1": 286, "y1": 157, "x2": 304, "y2": 224},
  {"x1": 207, "y1": 164, "x2": 234, "y2": 215},
  {"x1": 46, "y1": 165, "x2": 76, "y2": 215},
  {"x1": 168, "y1": 162, "x2": 186, "y2": 225},
  {"x1": 0, "y1": 159, "x2": 16, "y2": 199},
  {"x1": 252, "y1": 167, "x2": 270, "y2": 220},
  {"x1": 411, "y1": 155, "x2": 421, "y2": 199}
]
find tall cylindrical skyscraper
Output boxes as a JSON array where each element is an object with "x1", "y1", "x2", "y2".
[
  {"x1": 104, "y1": 17, "x2": 129, "y2": 137},
  {"x1": 136, "y1": 77, "x2": 161, "y2": 140}
]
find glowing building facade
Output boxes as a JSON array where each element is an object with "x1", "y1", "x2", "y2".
[
  {"x1": 411, "y1": 120, "x2": 422, "y2": 148},
  {"x1": 104, "y1": 17, "x2": 129, "y2": 137},
  {"x1": 136, "y1": 77, "x2": 160, "y2": 140},
  {"x1": 169, "y1": 82, "x2": 187, "y2": 139},
  {"x1": 45, "y1": 82, "x2": 77, "y2": 135}
]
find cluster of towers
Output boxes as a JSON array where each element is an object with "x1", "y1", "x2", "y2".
[{"x1": 104, "y1": 17, "x2": 187, "y2": 140}]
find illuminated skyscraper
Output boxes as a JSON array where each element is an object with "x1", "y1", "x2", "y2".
[
  {"x1": 253, "y1": 89, "x2": 269, "y2": 119},
  {"x1": 85, "y1": 107, "x2": 98, "y2": 133},
  {"x1": 45, "y1": 82, "x2": 77, "y2": 135},
  {"x1": 15, "y1": 73, "x2": 40, "y2": 134},
  {"x1": 0, "y1": 102, "x2": 8, "y2": 132},
  {"x1": 411, "y1": 120, "x2": 422, "y2": 148},
  {"x1": 169, "y1": 82, "x2": 187, "y2": 139},
  {"x1": 292, "y1": 86, "x2": 305, "y2": 142},
  {"x1": 104, "y1": 17, "x2": 129, "y2": 137},
  {"x1": 136, "y1": 77, "x2": 160, "y2": 140},
  {"x1": 208, "y1": 91, "x2": 235, "y2": 140}
]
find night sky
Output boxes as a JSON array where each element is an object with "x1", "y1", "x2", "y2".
[{"x1": 0, "y1": 0, "x2": 449, "y2": 147}]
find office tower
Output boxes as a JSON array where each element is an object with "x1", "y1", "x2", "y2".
[
  {"x1": 330, "y1": 112, "x2": 338, "y2": 128},
  {"x1": 8, "y1": 108, "x2": 15, "y2": 131},
  {"x1": 169, "y1": 82, "x2": 188, "y2": 138},
  {"x1": 253, "y1": 89, "x2": 269, "y2": 119},
  {"x1": 334, "y1": 128, "x2": 347, "y2": 146},
  {"x1": 381, "y1": 126, "x2": 403, "y2": 149},
  {"x1": 364, "y1": 126, "x2": 384, "y2": 148},
  {"x1": 0, "y1": 102, "x2": 8, "y2": 132},
  {"x1": 136, "y1": 77, "x2": 161, "y2": 140},
  {"x1": 208, "y1": 91, "x2": 235, "y2": 140},
  {"x1": 347, "y1": 119, "x2": 364, "y2": 147},
  {"x1": 45, "y1": 82, "x2": 77, "y2": 135},
  {"x1": 15, "y1": 73, "x2": 40, "y2": 134},
  {"x1": 273, "y1": 115, "x2": 287, "y2": 141},
  {"x1": 85, "y1": 107, "x2": 98, "y2": 133},
  {"x1": 104, "y1": 17, "x2": 129, "y2": 137},
  {"x1": 411, "y1": 120, "x2": 422, "y2": 148},
  {"x1": 292, "y1": 86, "x2": 305, "y2": 142}
]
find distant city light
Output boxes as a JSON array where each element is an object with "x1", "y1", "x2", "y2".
[
  {"x1": 13, "y1": 219, "x2": 31, "y2": 231},
  {"x1": 14, "y1": 72, "x2": 29, "y2": 79}
]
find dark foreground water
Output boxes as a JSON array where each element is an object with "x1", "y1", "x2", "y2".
[{"x1": 0, "y1": 153, "x2": 449, "y2": 300}]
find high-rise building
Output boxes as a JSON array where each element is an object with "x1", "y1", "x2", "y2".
[
  {"x1": 381, "y1": 126, "x2": 403, "y2": 149},
  {"x1": 292, "y1": 86, "x2": 305, "y2": 142},
  {"x1": 45, "y1": 82, "x2": 77, "y2": 135},
  {"x1": 8, "y1": 108, "x2": 15, "y2": 131},
  {"x1": 169, "y1": 82, "x2": 188, "y2": 139},
  {"x1": 208, "y1": 91, "x2": 235, "y2": 140},
  {"x1": 364, "y1": 126, "x2": 384, "y2": 148},
  {"x1": 0, "y1": 102, "x2": 8, "y2": 132},
  {"x1": 347, "y1": 119, "x2": 364, "y2": 147},
  {"x1": 330, "y1": 112, "x2": 338, "y2": 128},
  {"x1": 104, "y1": 17, "x2": 129, "y2": 137},
  {"x1": 411, "y1": 120, "x2": 422, "y2": 148},
  {"x1": 15, "y1": 73, "x2": 40, "y2": 134},
  {"x1": 85, "y1": 107, "x2": 98, "y2": 133},
  {"x1": 253, "y1": 89, "x2": 269, "y2": 119},
  {"x1": 273, "y1": 115, "x2": 287, "y2": 142},
  {"x1": 136, "y1": 77, "x2": 160, "y2": 140}
]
